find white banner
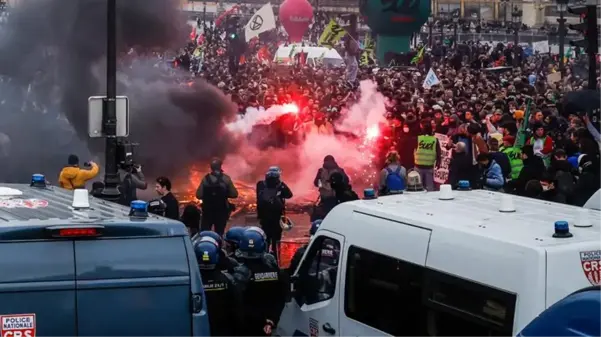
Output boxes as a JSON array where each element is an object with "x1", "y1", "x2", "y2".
[
  {"x1": 245, "y1": 3, "x2": 276, "y2": 42},
  {"x1": 434, "y1": 133, "x2": 453, "y2": 185},
  {"x1": 532, "y1": 40, "x2": 549, "y2": 54},
  {"x1": 422, "y1": 68, "x2": 440, "y2": 89}
]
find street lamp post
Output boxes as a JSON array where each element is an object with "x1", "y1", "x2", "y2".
[
  {"x1": 428, "y1": 16, "x2": 434, "y2": 48},
  {"x1": 203, "y1": 0, "x2": 207, "y2": 24},
  {"x1": 101, "y1": 0, "x2": 120, "y2": 201},
  {"x1": 511, "y1": 5, "x2": 522, "y2": 67},
  {"x1": 557, "y1": 0, "x2": 568, "y2": 77},
  {"x1": 453, "y1": 17, "x2": 458, "y2": 46}
]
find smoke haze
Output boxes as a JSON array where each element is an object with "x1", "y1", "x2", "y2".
[
  {"x1": 0, "y1": 0, "x2": 239, "y2": 182},
  {"x1": 223, "y1": 80, "x2": 388, "y2": 201}
]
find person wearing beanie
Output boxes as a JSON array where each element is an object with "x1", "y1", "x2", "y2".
[
  {"x1": 58, "y1": 154, "x2": 99, "y2": 190},
  {"x1": 513, "y1": 110, "x2": 524, "y2": 121}
]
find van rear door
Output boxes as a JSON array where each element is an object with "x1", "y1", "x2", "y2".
[
  {"x1": 74, "y1": 236, "x2": 192, "y2": 336},
  {"x1": 0, "y1": 241, "x2": 76, "y2": 336}
]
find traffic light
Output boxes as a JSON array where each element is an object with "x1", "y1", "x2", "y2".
[{"x1": 567, "y1": 5, "x2": 598, "y2": 53}]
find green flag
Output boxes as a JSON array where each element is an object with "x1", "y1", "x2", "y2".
[{"x1": 515, "y1": 98, "x2": 533, "y2": 148}]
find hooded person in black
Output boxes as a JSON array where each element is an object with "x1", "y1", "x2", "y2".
[
  {"x1": 329, "y1": 171, "x2": 359, "y2": 205},
  {"x1": 573, "y1": 154, "x2": 601, "y2": 207},
  {"x1": 547, "y1": 149, "x2": 577, "y2": 204},
  {"x1": 448, "y1": 141, "x2": 478, "y2": 188},
  {"x1": 313, "y1": 155, "x2": 349, "y2": 214},
  {"x1": 508, "y1": 145, "x2": 546, "y2": 196}
]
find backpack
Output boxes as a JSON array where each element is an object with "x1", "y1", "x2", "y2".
[
  {"x1": 202, "y1": 174, "x2": 228, "y2": 209},
  {"x1": 258, "y1": 183, "x2": 284, "y2": 214},
  {"x1": 385, "y1": 167, "x2": 405, "y2": 193}
]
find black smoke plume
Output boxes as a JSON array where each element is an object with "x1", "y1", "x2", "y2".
[{"x1": 0, "y1": 0, "x2": 239, "y2": 183}]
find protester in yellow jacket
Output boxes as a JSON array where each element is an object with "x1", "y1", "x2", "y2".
[{"x1": 58, "y1": 154, "x2": 99, "y2": 190}]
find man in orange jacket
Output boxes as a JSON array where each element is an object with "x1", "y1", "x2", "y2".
[{"x1": 58, "y1": 154, "x2": 99, "y2": 190}]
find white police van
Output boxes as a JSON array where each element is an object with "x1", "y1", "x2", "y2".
[{"x1": 277, "y1": 185, "x2": 601, "y2": 337}]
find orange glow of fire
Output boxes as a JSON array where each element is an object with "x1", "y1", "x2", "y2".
[
  {"x1": 184, "y1": 167, "x2": 258, "y2": 214},
  {"x1": 278, "y1": 238, "x2": 309, "y2": 269}
]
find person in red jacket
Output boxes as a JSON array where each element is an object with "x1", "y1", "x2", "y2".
[{"x1": 527, "y1": 124, "x2": 554, "y2": 167}]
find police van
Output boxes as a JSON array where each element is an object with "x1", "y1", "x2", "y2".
[
  {"x1": 0, "y1": 175, "x2": 209, "y2": 336},
  {"x1": 277, "y1": 186, "x2": 601, "y2": 337}
]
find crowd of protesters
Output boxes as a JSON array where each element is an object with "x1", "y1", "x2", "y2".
[{"x1": 171, "y1": 9, "x2": 601, "y2": 209}]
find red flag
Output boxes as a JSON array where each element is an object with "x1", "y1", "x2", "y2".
[
  {"x1": 189, "y1": 27, "x2": 197, "y2": 41},
  {"x1": 257, "y1": 46, "x2": 271, "y2": 63}
]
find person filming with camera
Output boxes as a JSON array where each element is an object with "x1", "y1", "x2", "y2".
[
  {"x1": 58, "y1": 154, "x2": 99, "y2": 190},
  {"x1": 117, "y1": 155, "x2": 147, "y2": 206}
]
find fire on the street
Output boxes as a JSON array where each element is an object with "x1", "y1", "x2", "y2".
[
  {"x1": 177, "y1": 167, "x2": 258, "y2": 216},
  {"x1": 178, "y1": 167, "x2": 316, "y2": 216}
]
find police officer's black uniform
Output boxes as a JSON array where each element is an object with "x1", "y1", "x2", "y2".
[
  {"x1": 200, "y1": 269, "x2": 245, "y2": 336},
  {"x1": 235, "y1": 253, "x2": 286, "y2": 336},
  {"x1": 218, "y1": 249, "x2": 240, "y2": 273}
]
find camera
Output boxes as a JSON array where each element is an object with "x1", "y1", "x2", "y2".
[{"x1": 116, "y1": 140, "x2": 139, "y2": 170}]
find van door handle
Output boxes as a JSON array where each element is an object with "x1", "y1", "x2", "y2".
[
  {"x1": 191, "y1": 294, "x2": 203, "y2": 313},
  {"x1": 322, "y1": 323, "x2": 335, "y2": 335}
]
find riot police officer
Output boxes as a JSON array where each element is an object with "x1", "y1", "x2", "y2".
[
  {"x1": 224, "y1": 226, "x2": 246, "y2": 258},
  {"x1": 288, "y1": 219, "x2": 322, "y2": 274},
  {"x1": 193, "y1": 240, "x2": 244, "y2": 336},
  {"x1": 234, "y1": 228, "x2": 286, "y2": 336},
  {"x1": 198, "y1": 231, "x2": 239, "y2": 273}
]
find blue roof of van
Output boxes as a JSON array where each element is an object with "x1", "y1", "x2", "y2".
[{"x1": 0, "y1": 183, "x2": 187, "y2": 236}]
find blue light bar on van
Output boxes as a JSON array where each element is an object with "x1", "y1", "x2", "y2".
[
  {"x1": 30, "y1": 174, "x2": 47, "y2": 188},
  {"x1": 457, "y1": 180, "x2": 471, "y2": 190},
  {"x1": 129, "y1": 200, "x2": 149, "y2": 218},
  {"x1": 363, "y1": 188, "x2": 377, "y2": 200},
  {"x1": 553, "y1": 221, "x2": 573, "y2": 238}
]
